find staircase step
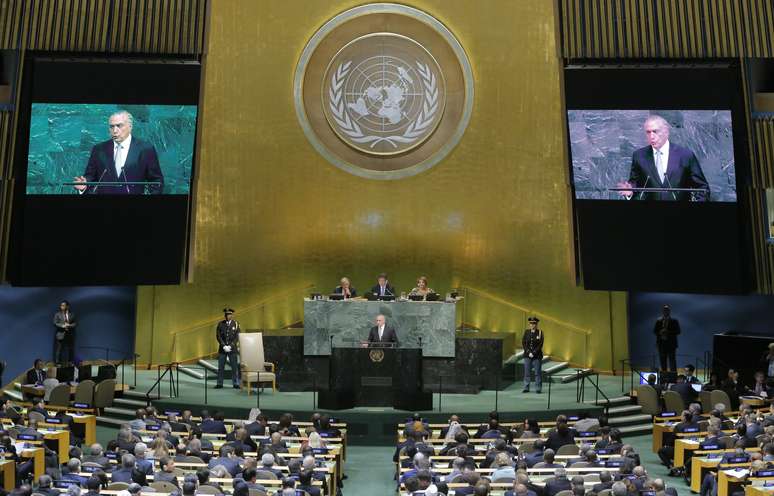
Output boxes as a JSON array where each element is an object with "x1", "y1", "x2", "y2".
[
  {"x1": 179, "y1": 366, "x2": 205, "y2": 380},
  {"x1": 198, "y1": 359, "x2": 218, "y2": 372},
  {"x1": 544, "y1": 362, "x2": 569, "y2": 375},
  {"x1": 103, "y1": 406, "x2": 136, "y2": 418},
  {"x1": 97, "y1": 416, "x2": 129, "y2": 427},
  {"x1": 617, "y1": 423, "x2": 654, "y2": 435},
  {"x1": 114, "y1": 397, "x2": 148, "y2": 408},
  {"x1": 585, "y1": 395, "x2": 632, "y2": 406},
  {"x1": 606, "y1": 404, "x2": 643, "y2": 416},
  {"x1": 607, "y1": 413, "x2": 652, "y2": 426}
]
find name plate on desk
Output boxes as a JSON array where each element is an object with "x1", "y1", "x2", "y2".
[{"x1": 361, "y1": 376, "x2": 392, "y2": 387}]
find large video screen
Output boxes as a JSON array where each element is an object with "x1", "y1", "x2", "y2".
[
  {"x1": 569, "y1": 110, "x2": 736, "y2": 202},
  {"x1": 7, "y1": 56, "x2": 201, "y2": 286},
  {"x1": 564, "y1": 63, "x2": 750, "y2": 294},
  {"x1": 27, "y1": 103, "x2": 197, "y2": 195}
]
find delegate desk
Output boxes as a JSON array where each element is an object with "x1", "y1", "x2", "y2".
[
  {"x1": 319, "y1": 346, "x2": 432, "y2": 410},
  {"x1": 303, "y1": 298, "x2": 457, "y2": 357},
  {"x1": 0, "y1": 459, "x2": 13, "y2": 491}
]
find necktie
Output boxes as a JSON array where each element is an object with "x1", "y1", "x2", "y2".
[
  {"x1": 379, "y1": 326, "x2": 383, "y2": 340},
  {"x1": 114, "y1": 143, "x2": 122, "y2": 176},
  {"x1": 655, "y1": 150, "x2": 664, "y2": 183},
  {"x1": 37, "y1": 370, "x2": 41, "y2": 383}
]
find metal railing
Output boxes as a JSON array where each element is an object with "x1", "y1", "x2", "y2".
[
  {"x1": 145, "y1": 362, "x2": 180, "y2": 405},
  {"x1": 576, "y1": 372, "x2": 609, "y2": 415}
]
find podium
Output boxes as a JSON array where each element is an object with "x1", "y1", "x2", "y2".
[
  {"x1": 318, "y1": 346, "x2": 432, "y2": 411},
  {"x1": 606, "y1": 186, "x2": 709, "y2": 201}
]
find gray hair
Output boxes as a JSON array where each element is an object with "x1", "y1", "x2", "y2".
[
  {"x1": 67, "y1": 458, "x2": 81, "y2": 473},
  {"x1": 38, "y1": 475, "x2": 52, "y2": 488},
  {"x1": 715, "y1": 403, "x2": 727, "y2": 413},
  {"x1": 67, "y1": 485, "x2": 82, "y2": 496},
  {"x1": 89, "y1": 443, "x2": 103, "y2": 456},
  {"x1": 210, "y1": 465, "x2": 229, "y2": 478},
  {"x1": 644, "y1": 114, "x2": 670, "y2": 130},
  {"x1": 302, "y1": 455, "x2": 315, "y2": 470},
  {"x1": 261, "y1": 453, "x2": 275, "y2": 466},
  {"x1": 612, "y1": 481, "x2": 628, "y2": 496},
  {"x1": 110, "y1": 110, "x2": 134, "y2": 127},
  {"x1": 134, "y1": 442, "x2": 147, "y2": 457},
  {"x1": 555, "y1": 467, "x2": 567, "y2": 477},
  {"x1": 121, "y1": 453, "x2": 136, "y2": 469}
]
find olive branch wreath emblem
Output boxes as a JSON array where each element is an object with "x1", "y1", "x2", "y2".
[{"x1": 328, "y1": 60, "x2": 439, "y2": 149}]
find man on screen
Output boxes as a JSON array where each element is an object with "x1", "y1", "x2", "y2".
[
  {"x1": 618, "y1": 115, "x2": 709, "y2": 201},
  {"x1": 74, "y1": 110, "x2": 164, "y2": 194}
]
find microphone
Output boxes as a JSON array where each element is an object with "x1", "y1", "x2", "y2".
[
  {"x1": 329, "y1": 335, "x2": 334, "y2": 351},
  {"x1": 638, "y1": 175, "x2": 651, "y2": 200},
  {"x1": 384, "y1": 284, "x2": 394, "y2": 296},
  {"x1": 120, "y1": 166, "x2": 129, "y2": 193},
  {"x1": 90, "y1": 168, "x2": 108, "y2": 194},
  {"x1": 663, "y1": 174, "x2": 677, "y2": 201},
  {"x1": 418, "y1": 336, "x2": 422, "y2": 348}
]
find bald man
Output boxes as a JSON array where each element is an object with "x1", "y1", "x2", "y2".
[{"x1": 620, "y1": 115, "x2": 709, "y2": 201}]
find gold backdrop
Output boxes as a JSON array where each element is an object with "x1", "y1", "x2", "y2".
[{"x1": 135, "y1": 0, "x2": 629, "y2": 371}]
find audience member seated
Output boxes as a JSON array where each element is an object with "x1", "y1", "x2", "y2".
[
  {"x1": 669, "y1": 374, "x2": 697, "y2": 406},
  {"x1": 260, "y1": 453, "x2": 283, "y2": 478},
  {"x1": 593, "y1": 471, "x2": 615, "y2": 493},
  {"x1": 154, "y1": 456, "x2": 180, "y2": 487},
  {"x1": 200, "y1": 411, "x2": 227, "y2": 434},
  {"x1": 546, "y1": 422, "x2": 575, "y2": 451},
  {"x1": 521, "y1": 419, "x2": 541, "y2": 439},
  {"x1": 208, "y1": 445, "x2": 242, "y2": 477},
  {"x1": 490, "y1": 452, "x2": 516, "y2": 481},
  {"x1": 544, "y1": 467, "x2": 571, "y2": 496},
  {"x1": 533, "y1": 448, "x2": 562, "y2": 469}
]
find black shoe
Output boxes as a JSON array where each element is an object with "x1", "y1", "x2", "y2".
[
  {"x1": 536, "y1": 390, "x2": 542, "y2": 394},
  {"x1": 522, "y1": 388, "x2": 530, "y2": 393},
  {"x1": 214, "y1": 385, "x2": 223, "y2": 389},
  {"x1": 233, "y1": 385, "x2": 241, "y2": 389}
]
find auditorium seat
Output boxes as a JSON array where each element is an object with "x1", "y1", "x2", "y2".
[
  {"x1": 255, "y1": 469, "x2": 279, "y2": 480},
  {"x1": 555, "y1": 491, "x2": 573, "y2": 496},
  {"x1": 635, "y1": 385, "x2": 660, "y2": 415},
  {"x1": 239, "y1": 332, "x2": 276, "y2": 394},
  {"x1": 699, "y1": 390, "x2": 713, "y2": 412},
  {"x1": 710, "y1": 389, "x2": 732, "y2": 412},
  {"x1": 74, "y1": 379, "x2": 95, "y2": 405},
  {"x1": 42, "y1": 378, "x2": 59, "y2": 401},
  {"x1": 556, "y1": 444, "x2": 579, "y2": 456},
  {"x1": 48, "y1": 383, "x2": 71, "y2": 407},
  {"x1": 93, "y1": 378, "x2": 116, "y2": 412},
  {"x1": 27, "y1": 410, "x2": 45, "y2": 423},
  {"x1": 151, "y1": 481, "x2": 178, "y2": 492},
  {"x1": 196, "y1": 486, "x2": 220, "y2": 495},
  {"x1": 663, "y1": 390, "x2": 685, "y2": 412},
  {"x1": 106, "y1": 482, "x2": 129, "y2": 490}
]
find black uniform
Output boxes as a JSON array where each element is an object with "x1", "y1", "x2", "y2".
[{"x1": 216, "y1": 318, "x2": 240, "y2": 387}]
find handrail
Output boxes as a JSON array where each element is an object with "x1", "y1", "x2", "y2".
[
  {"x1": 169, "y1": 283, "x2": 316, "y2": 338},
  {"x1": 145, "y1": 362, "x2": 180, "y2": 405},
  {"x1": 460, "y1": 286, "x2": 592, "y2": 336},
  {"x1": 619, "y1": 359, "x2": 656, "y2": 394},
  {"x1": 576, "y1": 372, "x2": 609, "y2": 415}
]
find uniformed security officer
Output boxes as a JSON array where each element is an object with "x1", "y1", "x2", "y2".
[
  {"x1": 215, "y1": 307, "x2": 241, "y2": 389},
  {"x1": 522, "y1": 316, "x2": 544, "y2": 394}
]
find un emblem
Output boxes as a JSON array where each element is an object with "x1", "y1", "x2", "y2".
[
  {"x1": 295, "y1": 3, "x2": 473, "y2": 180},
  {"x1": 369, "y1": 349, "x2": 385, "y2": 363},
  {"x1": 323, "y1": 34, "x2": 445, "y2": 156}
]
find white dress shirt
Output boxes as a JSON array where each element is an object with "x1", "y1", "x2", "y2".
[
  {"x1": 378, "y1": 325, "x2": 384, "y2": 341},
  {"x1": 652, "y1": 140, "x2": 670, "y2": 184},
  {"x1": 114, "y1": 135, "x2": 132, "y2": 177}
]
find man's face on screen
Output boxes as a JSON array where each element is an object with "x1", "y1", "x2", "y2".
[
  {"x1": 376, "y1": 315, "x2": 385, "y2": 327},
  {"x1": 644, "y1": 120, "x2": 669, "y2": 149},
  {"x1": 109, "y1": 114, "x2": 132, "y2": 143}
]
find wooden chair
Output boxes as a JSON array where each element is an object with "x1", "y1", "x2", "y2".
[
  {"x1": 635, "y1": 385, "x2": 660, "y2": 416},
  {"x1": 663, "y1": 390, "x2": 685, "y2": 413},
  {"x1": 239, "y1": 333, "x2": 276, "y2": 394},
  {"x1": 73, "y1": 379, "x2": 95, "y2": 405},
  {"x1": 48, "y1": 383, "x2": 72, "y2": 407}
]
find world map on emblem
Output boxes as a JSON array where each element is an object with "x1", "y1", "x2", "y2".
[{"x1": 323, "y1": 33, "x2": 447, "y2": 156}]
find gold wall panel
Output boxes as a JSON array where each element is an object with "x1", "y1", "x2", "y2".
[{"x1": 135, "y1": 0, "x2": 630, "y2": 371}]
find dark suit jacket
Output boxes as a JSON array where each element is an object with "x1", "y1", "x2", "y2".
[
  {"x1": 367, "y1": 325, "x2": 398, "y2": 345},
  {"x1": 654, "y1": 317, "x2": 681, "y2": 350},
  {"x1": 200, "y1": 418, "x2": 227, "y2": 434},
  {"x1": 670, "y1": 382, "x2": 696, "y2": 406},
  {"x1": 82, "y1": 137, "x2": 163, "y2": 194},
  {"x1": 26, "y1": 368, "x2": 46, "y2": 385},
  {"x1": 628, "y1": 143, "x2": 709, "y2": 201},
  {"x1": 369, "y1": 283, "x2": 396, "y2": 297},
  {"x1": 545, "y1": 476, "x2": 572, "y2": 496},
  {"x1": 53, "y1": 311, "x2": 77, "y2": 343}
]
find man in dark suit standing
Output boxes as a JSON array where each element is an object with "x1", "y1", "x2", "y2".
[
  {"x1": 369, "y1": 273, "x2": 395, "y2": 298},
  {"x1": 619, "y1": 115, "x2": 709, "y2": 201},
  {"x1": 215, "y1": 308, "x2": 240, "y2": 389},
  {"x1": 74, "y1": 110, "x2": 163, "y2": 195},
  {"x1": 367, "y1": 314, "x2": 398, "y2": 346},
  {"x1": 53, "y1": 300, "x2": 77, "y2": 365},
  {"x1": 654, "y1": 305, "x2": 680, "y2": 372}
]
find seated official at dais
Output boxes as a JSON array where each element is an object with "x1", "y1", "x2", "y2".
[
  {"x1": 408, "y1": 276, "x2": 434, "y2": 300},
  {"x1": 333, "y1": 277, "x2": 357, "y2": 298}
]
